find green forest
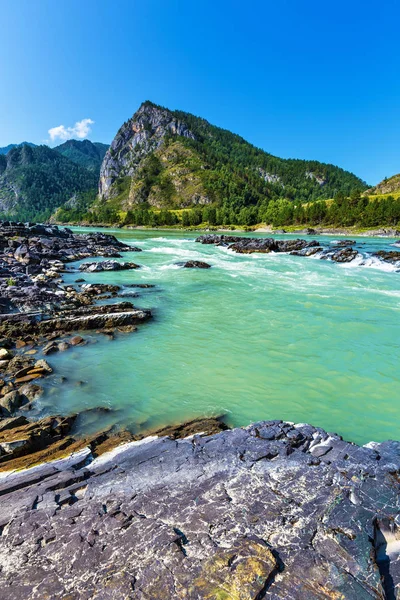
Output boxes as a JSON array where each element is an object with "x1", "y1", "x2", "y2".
[{"x1": 55, "y1": 191, "x2": 400, "y2": 230}]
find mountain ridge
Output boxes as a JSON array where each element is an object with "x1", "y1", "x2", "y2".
[
  {"x1": 0, "y1": 141, "x2": 37, "y2": 155},
  {"x1": 97, "y1": 101, "x2": 368, "y2": 215}
]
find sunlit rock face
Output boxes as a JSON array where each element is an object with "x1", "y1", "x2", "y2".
[
  {"x1": 0, "y1": 420, "x2": 399, "y2": 599},
  {"x1": 99, "y1": 101, "x2": 195, "y2": 199}
]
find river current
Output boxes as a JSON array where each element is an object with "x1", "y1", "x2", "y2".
[{"x1": 38, "y1": 228, "x2": 400, "y2": 445}]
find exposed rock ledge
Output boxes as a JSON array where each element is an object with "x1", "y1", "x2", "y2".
[{"x1": 0, "y1": 420, "x2": 399, "y2": 599}]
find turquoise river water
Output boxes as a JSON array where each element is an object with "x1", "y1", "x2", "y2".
[{"x1": 38, "y1": 228, "x2": 400, "y2": 445}]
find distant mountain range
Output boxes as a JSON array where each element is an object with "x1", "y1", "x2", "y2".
[
  {"x1": 54, "y1": 139, "x2": 108, "y2": 173},
  {"x1": 0, "y1": 142, "x2": 102, "y2": 221},
  {"x1": 0, "y1": 103, "x2": 373, "y2": 221},
  {"x1": 0, "y1": 142, "x2": 37, "y2": 155}
]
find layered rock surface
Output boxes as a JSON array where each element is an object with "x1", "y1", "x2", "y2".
[{"x1": 0, "y1": 420, "x2": 399, "y2": 599}]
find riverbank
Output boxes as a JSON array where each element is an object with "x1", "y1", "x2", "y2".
[
  {"x1": 0, "y1": 221, "x2": 154, "y2": 469},
  {"x1": 54, "y1": 220, "x2": 400, "y2": 238},
  {"x1": 0, "y1": 418, "x2": 399, "y2": 599}
]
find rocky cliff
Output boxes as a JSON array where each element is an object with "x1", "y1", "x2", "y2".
[
  {"x1": 369, "y1": 173, "x2": 400, "y2": 196},
  {"x1": 99, "y1": 102, "x2": 196, "y2": 203},
  {"x1": 0, "y1": 420, "x2": 399, "y2": 599}
]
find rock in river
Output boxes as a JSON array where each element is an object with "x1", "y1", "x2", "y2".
[
  {"x1": 79, "y1": 260, "x2": 141, "y2": 272},
  {"x1": 177, "y1": 260, "x2": 212, "y2": 268}
]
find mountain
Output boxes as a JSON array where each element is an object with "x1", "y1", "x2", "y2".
[
  {"x1": 98, "y1": 101, "x2": 368, "y2": 214},
  {"x1": 368, "y1": 173, "x2": 400, "y2": 196},
  {"x1": 0, "y1": 142, "x2": 36, "y2": 155},
  {"x1": 54, "y1": 140, "x2": 108, "y2": 174},
  {"x1": 0, "y1": 144, "x2": 98, "y2": 221}
]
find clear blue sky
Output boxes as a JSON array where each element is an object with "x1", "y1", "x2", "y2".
[{"x1": 1, "y1": 0, "x2": 399, "y2": 185}]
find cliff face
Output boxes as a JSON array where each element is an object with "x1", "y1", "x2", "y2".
[
  {"x1": 0, "y1": 420, "x2": 399, "y2": 599},
  {"x1": 99, "y1": 102, "x2": 195, "y2": 201}
]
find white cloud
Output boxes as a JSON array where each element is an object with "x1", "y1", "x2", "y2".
[{"x1": 48, "y1": 118, "x2": 94, "y2": 142}]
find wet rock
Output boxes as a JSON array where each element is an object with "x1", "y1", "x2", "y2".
[
  {"x1": 18, "y1": 383, "x2": 43, "y2": 402},
  {"x1": 375, "y1": 250, "x2": 400, "y2": 264},
  {"x1": 70, "y1": 335, "x2": 85, "y2": 346},
  {"x1": 57, "y1": 341, "x2": 70, "y2": 352},
  {"x1": 79, "y1": 260, "x2": 140, "y2": 272},
  {"x1": 331, "y1": 247, "x2": 358, "y2": 262},
  {"x1": 0, "y1": 391, "x2": 23, "y2": 416},
  {"x1": 178, "y1": 260, "x2": 212, "y2": 268},
  {"x1": 196, "y1": 235, "x2": 321, "y2": 256},
  {"x1": 42, "y1": 341, "x2": 59, "y2": 355}
]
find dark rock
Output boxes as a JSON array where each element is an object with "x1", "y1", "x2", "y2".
[
  {"x1": 79, "y1": 260, "x2": 140, "y2": 272},
  {"x1": 375, "y1": 250, "x2": 400, "y2": 264},
  {"x1": 331, "y1": 247, "x2": 358, "y2": 262},
  {"x1": 0, "y1": 391, "x2": 23, "y2": 415},
  {"x1": 178, "y1": 260, "x2": 212, "y2": 268}
]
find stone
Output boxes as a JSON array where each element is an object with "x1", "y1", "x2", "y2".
[
  {"x1": 42, "y1": 341, "x2": 59, "y2": 355},
  {"x1": 57, "y1": 341, "x2": 70, "y2": 352},
  {"x1": 0, "y1": 420, "x2": 399, "y2": 598},
  {"x1": 33, "y1": 359, "x2": 53, "y2": 374},
  {"x1": 179, "y1": 260, "x2": 212, "y2": 268},
  {"x1": 79, "y1": 260, "x2": 140, "y2": 272},
  {"x1": 69, "y1": 335, "x2": 84, "y2": 346},
  {"x1": 0, "y1": 348, "x2": 12, "y2": 360},
  {"x1": 18, "y1": 383, "x2": 43, "y2": 402},
  {"x1": 0, "y1": 391, "x2": 22, "y2": 415}
]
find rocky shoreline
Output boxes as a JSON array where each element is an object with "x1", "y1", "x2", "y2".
[
  {"x1": 0, "y1": 221, "x2": 153, "y2": 469},
  {"x1": 0, "y1": 419, "x2": 399, "y2": 599}
]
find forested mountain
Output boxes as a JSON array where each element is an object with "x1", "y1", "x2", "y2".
[
  {"x1": 97, "y1": 101, "x2": 367, "y2": 219},
  {"x1": 0, "y1": 142, "x2": 36, "y2": 155},
  {"x1": 54, "y1": 140, "x2": 108, "y2": 174},
  {"x1": 0, "y1": 144, "x2": 97, "y2": 221},
  {"x1": 0, "y1": 102, "x2": 372, "y2": 225}
]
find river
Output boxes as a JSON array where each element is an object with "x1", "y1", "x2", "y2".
[{"x1": 37, "y1": 228, "x2": 400, "y2": 445}]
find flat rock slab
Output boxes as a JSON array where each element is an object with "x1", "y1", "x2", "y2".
[{"x1": 0, "y1": 420, "x2": 399, "y2": 599}]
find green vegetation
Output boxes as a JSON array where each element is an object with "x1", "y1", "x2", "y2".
[
  {"x1": 55, "y1": 191, "x2": 400, "y2": 231},
  {"x1": 0, "y1": 145, "x2": 98, "y2": 221},
  {"x1": 92, "y1": 101, "x2": 369, "y2": 227},
  {"x1": 54, "y1": 140, "x2": 108, "y2": 174}
]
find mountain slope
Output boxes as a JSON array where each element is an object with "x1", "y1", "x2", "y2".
[
  {"x1": 0, "y1": 144, "x2": 97, "y2": 220},
  {"x1": 0, "y1": 142, "x2": 36, "y2": 155},
  {"x1": 98, "y1": 101, "x2": 368, "y2": 213},
  {"x1": 55, "y1": 140, "x2": 108, "y2": 174},
  {"x1": 368, "y1": 173, "x2": 400, "y2": 196}
]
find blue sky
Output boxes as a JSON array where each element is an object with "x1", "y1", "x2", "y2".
[{"x1": 1, "y1": 0, "x2": 399, "y2": 185}]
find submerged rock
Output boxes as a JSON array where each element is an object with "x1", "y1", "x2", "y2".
[{"x1": 0, "y1": 419, "x2": 398, "y2": 598}]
